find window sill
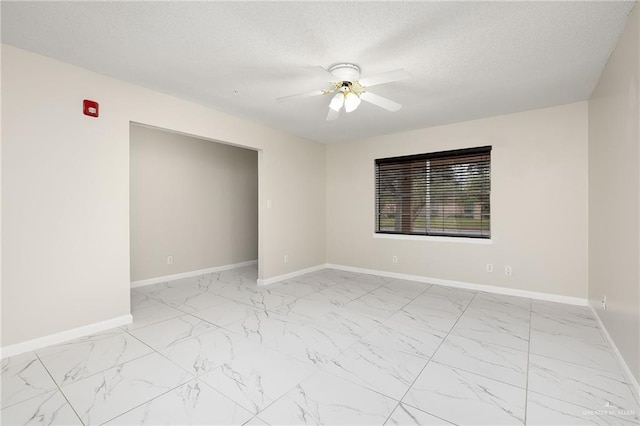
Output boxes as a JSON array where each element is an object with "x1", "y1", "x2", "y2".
[{"x1": 373, "y1": 233, "x2": 492, "y2": 244}]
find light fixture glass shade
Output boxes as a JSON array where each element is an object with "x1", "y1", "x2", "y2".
[
  {"x1": 329, "y1": 93, "x2": 344, "y2": 111},
  {"x1": 344, "y1": 92, "x2": 361, "y2": 113}
]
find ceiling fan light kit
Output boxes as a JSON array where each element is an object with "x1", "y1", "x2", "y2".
[
  {"x1": 344, "y1": 92, "x2": 361, "y2": 113},
  {"x1": 329, "y1": 92, "x2": 344, "y2": 111},
  {"x1": 277, "y1": 62, "x2": 410, "y2": 121}
]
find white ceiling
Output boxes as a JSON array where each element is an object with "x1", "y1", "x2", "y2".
[{"x1": 1, "y1": 1, "x2": 635, "y2": 144}]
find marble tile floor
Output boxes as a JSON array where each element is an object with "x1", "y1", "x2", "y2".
[{"x1": 2, "y1": 265, "x2": 639, "y2": 425}]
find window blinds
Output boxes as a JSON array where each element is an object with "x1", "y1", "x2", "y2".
[{"x1": 375, "y1": 146, "x2": 491, "y2": 238}]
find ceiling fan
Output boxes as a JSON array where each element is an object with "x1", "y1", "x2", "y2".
[{"x1": 277, "y1": 63, "x2": 410, "y2": 121}]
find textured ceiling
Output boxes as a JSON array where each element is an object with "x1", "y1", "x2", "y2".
[{"x1": 1, "y1": 1, "x2": 635, "y2": 143}]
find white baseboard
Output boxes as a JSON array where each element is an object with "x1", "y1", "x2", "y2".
[
  {"x1": 589, "y1": 305, "x2": 640, "y2": 405},
  {"x1": 0, "y1": 314, "x2": 133, "y2": 359},
  {"x1": 131, "y1": 260, "x2": 258, "y2": 288},
  {"x1": 257, "y1": 264, "x2": 326, "y2": 286},
  {"x1": 325, "y1": 263, "x2": 588, "y2": 306}
]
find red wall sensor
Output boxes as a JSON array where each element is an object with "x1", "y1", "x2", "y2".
[{"x1": 83, "y1": 99, "x2": 99, "y2": 117}]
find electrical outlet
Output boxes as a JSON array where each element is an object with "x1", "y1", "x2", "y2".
[
  {"x1": 284, "y1": 255, "x2": 288, "y2": 263},
  {"x1": 167, "y1": 255, "x2": 173, "y2": 265},
  {"x1": 601, "y1": 295, "x2": 607, "y2": 311},
  {"x1": 505, "y1": 265, "x2": 512, "y2": 276},
  {"x1": 392, "y1": 255, "x2": 398, "y2": 264},
  {"x1": 486, "y1": 263, "x2": 493, "y2": 272}
]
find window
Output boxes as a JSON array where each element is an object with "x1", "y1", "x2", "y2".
[{"x1": 375, "y1": 146, "x2": 491, "y2": 239}]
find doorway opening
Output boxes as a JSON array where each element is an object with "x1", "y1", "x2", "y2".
[{"x1": 128, "y1": 123, "x2": 261, "y2": 294}]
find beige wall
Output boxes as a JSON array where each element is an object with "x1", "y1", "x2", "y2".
[
  {"x1": 130, "y1": 125, "x2": 258, "y2": 282},
  {"x1": 1, "y1": 45, "x2": 326, "y2": 347},
  {"x1": 588, "y1": 4, "x2": 640, "y2": 383},
  {"x1": 327, "y1": 102, "x2": 589, "y2": 298}
]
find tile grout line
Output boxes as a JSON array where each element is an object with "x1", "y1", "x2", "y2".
[
  {"x1": 121, "y1": 327, "x2": 200, "y2": 381},
  {"x1": 524, "y1": 350, "x2": 626, "y2": 375},
  {"x1": 39, "y1": 326, "x2": 194, "y2": 425},
  {"x1": 98, "y1": 379, "x2": 195, "y2": 425},
  {"x1": 432, "y1": 356, "x2": 528, "y2": 391},
  {"x1": 383, "y1": 403, "x2": 455, "y2": 426},
  {"x1": 316, "y1": 279, "x2": 434, "y2": 364},
  {"x1": 34, "y1": 331, "x2": 163, "y2": 392},
  {"x1": 526, "y1": 306, "x2": 633, "y2": 376},
  {"x1": 129, "y1": 285, "x2": 309, "y2": 420},
  {"x1": 266, "y1": 276, "x2": 331, "y2": 299},
  {"x1": 335, "y1": 279, "x2": 434, "y2": 329},
  {"x1": 234, "y1": 358, "x2": 325, "y2": 420},
  {"x1": 129, "y1": 284, "x2": 246, "y2": 382},
  {"x1": 129, "y1": 285, "x2": 325, "y2": 422},
  {"x1": 194, "y1": 379, "x2": 257, "y2": 423},
  {"x1": 321, "y1": 282, "x2": 475, "y2": 412},
  {"x1": 309, "y1": 281, "x2": 439, "y2": 403},
  {"x1": 337, "y1": 282, "x2": 437, "y2": 366},
  {"x1": 242, "y1": 275, "x2": 427, "y2": 421},
  {"x1": 381, "y1": 289, "x2": 481, "y2": 425},
  {"x1": 245, "y1": 415, "x2": 268, "y2": 426},
  {"x1": 34, "y1": 352, "x2": 86, "y2": 426},
  {"x1": 523, "y1": 297, "x2": 533, "y2": 425},
  {"x1": 96, "y1": 330, "x2": 204, "y2": 425},
  {"x1": 525, "y1": 388, "x2": 639, "y2": 418}
]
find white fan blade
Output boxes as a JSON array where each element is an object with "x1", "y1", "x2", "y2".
[
  {"x1": 360, "y1": 92, "x2": 402, "y2": 112},
  {"x1": 310, "y1": 66, "x2": 340, "y2": 82},
  {"x1": 326, "y1": 108, "x2": 340, "y2": 121},
  {"x1": 276, "y1": 89, "x2": 326, "y2": 102},
  {"x1": 358, "y1": 69, "x2": 410, "y2": 87}
]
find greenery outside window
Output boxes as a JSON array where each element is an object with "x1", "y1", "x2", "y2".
[{"x1": 375, "y1": 146, "x2": 491, "y2": 238}]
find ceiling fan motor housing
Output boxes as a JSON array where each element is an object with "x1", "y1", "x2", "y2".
[{"x1": 329, "y1": 63, "x2": 361, "y2": 83}]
